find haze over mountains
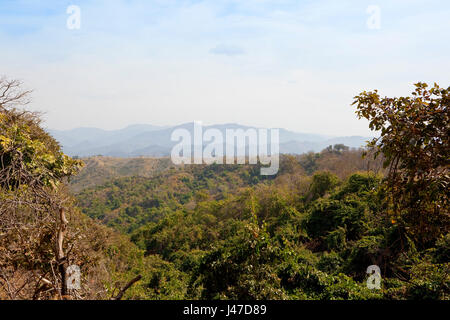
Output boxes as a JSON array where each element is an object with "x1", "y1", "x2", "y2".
[{"x1": 49, "y1": 123, "x2": 372, "y2": 158}]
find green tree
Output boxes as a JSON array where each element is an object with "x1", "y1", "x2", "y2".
[
  {"x1": 307, "y1": 171, "x2": 340, "y2": 201},
  {"x1": 353, "y1": 82, "x2": 449, "y2": 248},
  {"x1": 191, "y1": 221, "x2": 287, "y2": 300}
]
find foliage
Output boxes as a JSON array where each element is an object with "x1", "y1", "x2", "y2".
[
  {"x1": 353, "y1": 82, "x2": 450, "y2": 248},
  {"x1": 3, "y1": 79, "x2": 448, "y2": 300},
  {"x1": 0, "y1": 78, "x2": 84, "y2": 299},
  {"x1": 307, "y1": 171, "x2": 340, "y2": 201},
  {"x1": 73, "y1": 143, "x2": 448, "y2": 300}
]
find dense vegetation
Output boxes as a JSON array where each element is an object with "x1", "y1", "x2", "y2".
[
  {"x1": 0, "y1": 78, "x2": 153, "y2": 299},
  {"x1": 73, "y1": 83, "x2": 449, "y2": 300},
  {"x1": 75, "y1": 158, "x2": 448, "y2": 299},
  {"x1": 75, "y1": 148, "x2": 383, "y2": 233},
  {"x1": 1, "y1": 79, "x2": 448, "y2": 300}
]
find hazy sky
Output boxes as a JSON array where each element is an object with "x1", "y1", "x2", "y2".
[{"x1": 1, "y1": 0, "x2": 449, "y2": 136}]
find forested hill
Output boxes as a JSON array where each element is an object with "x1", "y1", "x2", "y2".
[
  {"x1": 69, "y1": 156, "x2": 173, "y2": 192},
  {"x1": 72, "y1": 145, "x2": 449, "y2": 300},
  {"x1": 3, "y1": 79, "x2": 448, "y2": 300},
  {"x1": 73, "y1": 147, "x2": 384, "y2": 233}
]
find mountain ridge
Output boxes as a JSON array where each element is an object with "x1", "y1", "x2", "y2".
[{"x1": 48, "y1": 122, "x2": 373, "y2": 157}]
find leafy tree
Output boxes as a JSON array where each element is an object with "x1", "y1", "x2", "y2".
[
  {"x1": 299, "y1": 152, "x2": 320, "y2": 174},
  {"x1": 192, "y1": 221, "x2": 287, "y2": 300},
  {"x1": 0, "y1": 78, "x2": 84, "y2": 299},
  {"x1": 304, "y1": 198, "x2": 369, "y2": 242},
  {"x1": 353, "y1": 82, "x2": 449, "y2": 248},
  {"x1": 307, "y1": 171, "x2": 340, "y2": 201}
]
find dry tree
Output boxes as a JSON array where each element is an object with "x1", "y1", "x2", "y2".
[{"x1": 0, "y1": 77, "x2": 83, "y2": 299}]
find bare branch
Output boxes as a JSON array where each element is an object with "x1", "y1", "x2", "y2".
[
  {"x1": 111, "y1": 275, "x2": 142, "y2": 300},
  {"x1": 0, "y1": 77, "x2": 32, "y2": 109}
]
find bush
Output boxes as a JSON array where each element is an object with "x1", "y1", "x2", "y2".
[
  {"x1": 305, "y1": 198, "x2": 369, "y2": 241},
  {"x1": 307, "y1": 172, "x2": 340, "y2": 201},
  {"x1": 325, "y1": 227, "x2": 347, "y2": 251},
  {"x1": 317, "y1": 251, "x2": 344, "y2": 274}
]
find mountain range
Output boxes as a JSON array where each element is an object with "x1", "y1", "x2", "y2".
[{"x1": 48, "y1": 123, "x2": 372, "y2": 157}]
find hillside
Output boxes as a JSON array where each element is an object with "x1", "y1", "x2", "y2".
[
  {"x1": 75, "y1": 161, "x2": 268, "y2": 233},
  {"x1": 73, "y1": 148, "x2": 387, "y2": 231},
  {"x1": 73, "y1": 147, "x2": 448, "y2": 300},
  {"x1": 3, "y1": 78, "x2": 448, "y2": 301},
  {"x1": 69, "y1": 156, "x2": 173, "y2": 192}
]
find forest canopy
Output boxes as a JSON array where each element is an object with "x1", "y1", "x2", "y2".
[{"x1": 1, "y1": 80, "x2": 449, "y2": 300}]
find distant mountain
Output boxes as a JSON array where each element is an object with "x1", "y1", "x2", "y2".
[
  {"x1": 48, "y1": 123, "x2": 372, "y2": 157},
  {"x1": 48, "y1": 124, "x2": 167, "y2": 155}
]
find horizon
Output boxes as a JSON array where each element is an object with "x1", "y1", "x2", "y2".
[
  {"x1": 47, "y1": 121, "x2": 371, "y2": 138},
  {"x1": 47, "y1": 120, "x2": 374, "y2": 159},
  {"x1": 2, "y1": 0, "x2": 449, "y2": 136}
]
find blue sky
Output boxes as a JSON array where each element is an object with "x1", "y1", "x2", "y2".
[{"x1": 1, "y1": 0, "x2": 449, "y2": 135}]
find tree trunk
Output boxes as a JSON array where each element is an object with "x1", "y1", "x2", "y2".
[{"x1": 56, "y1": 207, "x2": 68, "y2": 297}]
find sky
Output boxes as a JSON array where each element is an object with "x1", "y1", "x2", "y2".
[{"x1": 0, "y1": 0, "x2": 449, "y2": 136}]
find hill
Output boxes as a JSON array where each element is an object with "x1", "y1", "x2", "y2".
[
  {"x1": 69, "y1": 156, "x2": 174, "y2": 192},
  {"x1": 72, "y1": 147, "x2": 448, "y2": 300},
  {"x1": 73, "y1": 148, "x2": 385, "y2": 232}
]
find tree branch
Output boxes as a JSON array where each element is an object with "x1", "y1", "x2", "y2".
[{"x1": 111, "y1": 275, "x2": 142, "y2": 300}]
